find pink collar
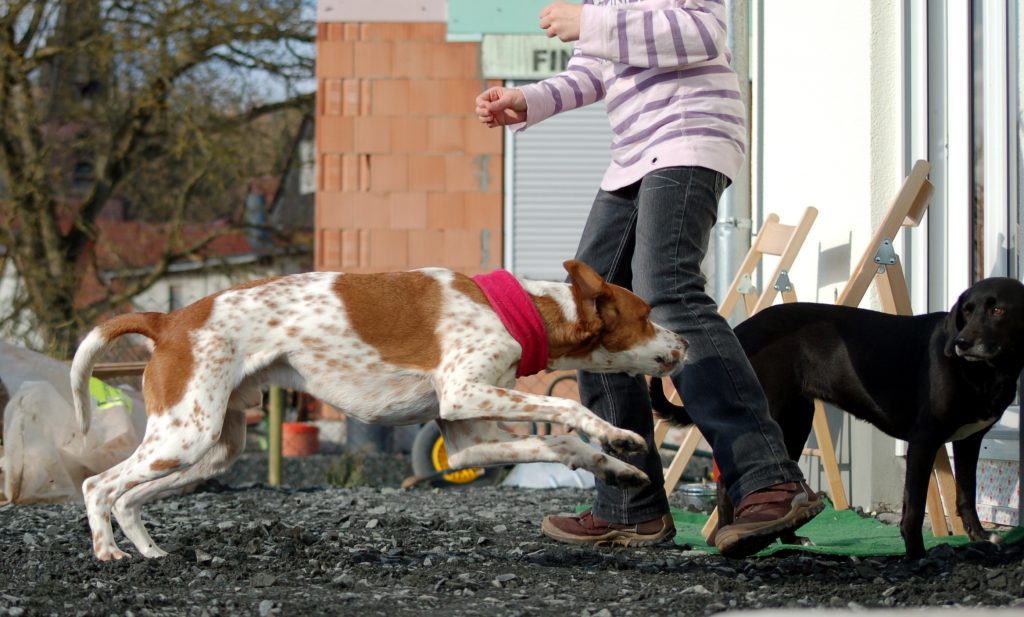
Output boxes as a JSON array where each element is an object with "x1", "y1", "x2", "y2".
[{"x1": 472, "y1": 270, "x2": 549, "y2": 377}]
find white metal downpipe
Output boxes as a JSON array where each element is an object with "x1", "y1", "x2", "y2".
[{"x1": 715, "y1": 0, "x2": 753, "y2": 323}]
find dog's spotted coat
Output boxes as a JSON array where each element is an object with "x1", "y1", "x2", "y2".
[{"x1": 71, "y1": 260, "x2": 686, "y2": 560}]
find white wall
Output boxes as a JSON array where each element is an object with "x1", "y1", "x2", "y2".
[
  {"x1": 757, "y1": 0, "x2": 904, "y2": 512},
  {"x1": 760, "y1": 1, "x2": 872, "y2": 305}
]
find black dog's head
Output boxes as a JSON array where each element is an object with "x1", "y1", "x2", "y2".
[{"x1": 943, "y1": 277, "x2": 1024, "y2": 366}]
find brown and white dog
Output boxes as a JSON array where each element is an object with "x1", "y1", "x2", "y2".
[{"x1": 71, "y1": 260, "x2": 686, "y2": 560}]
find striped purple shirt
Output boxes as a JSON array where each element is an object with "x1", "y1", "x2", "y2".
[{"x1": 516, "y1": 0, "x2": 746, "y2": 191}]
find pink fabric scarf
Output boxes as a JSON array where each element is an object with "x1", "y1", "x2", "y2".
[{"x1": 472, "y1": 270, "x2": 549, "y2": 377}]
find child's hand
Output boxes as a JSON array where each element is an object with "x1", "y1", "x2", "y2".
[
  {"x1": 540, "y1": 2, "x2": 582, "y2": 42},
  {"x1": 475, "y1": 87, "x2": 527, "y2": 127}
]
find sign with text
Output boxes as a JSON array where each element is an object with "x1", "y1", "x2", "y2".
[{"x1": 481, "y1": 35, "x2": 575, "y2": 80}]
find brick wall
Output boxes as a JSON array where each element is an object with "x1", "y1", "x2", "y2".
[{"x1": 315, "y1": 22, "x2": 504, "y2": 275}]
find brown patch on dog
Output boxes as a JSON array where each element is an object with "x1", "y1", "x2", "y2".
[
  {"x1": 532, "y1": 295, "x2": 600, "y2": 360},
  {"x1": 150, "y1": 458, "x2": 180, "y2": 471},
  {"x1": 134, "y1": 291, "x2": 233, "y2": 416},
  {"x1": 451, "y1": 274, "x2": 489, "y2": 306},
  {"x1": 333, "y1": 271, "x2": 442, "y2": 370},
  {"x1": 546, "y1": 260, "x2": 659, "y2": 358},
  {"x1": 595, "y1": 284, "x2": 657, "y2": 352},
  {"x1": 98, "y1": 312, "x2": 166, "y2": 346}
]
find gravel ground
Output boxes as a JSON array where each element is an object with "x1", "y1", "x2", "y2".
[{"x1": 1, "y1": 453, "x2": 1023, "y2": 617}]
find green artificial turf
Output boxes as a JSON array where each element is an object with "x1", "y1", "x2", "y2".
[
  {"x1": 670, "y1": 499, "x2": 989, "y2": 556},
  {"x1": 576, "y1": 498, "x2": 1020, "y2": 556}
]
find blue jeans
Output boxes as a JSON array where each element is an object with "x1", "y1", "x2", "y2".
[{"x1": 572, "y1": 166, "x2": 804, "y2": 524}]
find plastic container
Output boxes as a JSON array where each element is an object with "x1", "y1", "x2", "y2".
[{"x1": 282, "y1": 422, "x2": 320, "y2": 457}]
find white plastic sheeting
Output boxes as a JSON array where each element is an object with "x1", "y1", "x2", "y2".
[
  {"x1": 500, "y1": 462, "x2": 595, "y2": 489},
  {"x1": 0, "y1": 342, "x2": 146, "y2": 504}
]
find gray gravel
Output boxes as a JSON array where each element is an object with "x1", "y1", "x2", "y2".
[{"x1": 1, "y1": 454, "x2": 1023, "y2": 616}]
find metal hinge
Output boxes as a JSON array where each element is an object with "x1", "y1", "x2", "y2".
[
  {"x1": 873, "y1": 238, "x2": 898, "y2": 273},
  {"x1": 773, "y1": 270, "x2": 793, "y2": 292}
]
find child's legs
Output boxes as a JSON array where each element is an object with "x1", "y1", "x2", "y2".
[
  {"x1": 631, "y1": 166, "x2": 803, "y2": 504},
  {"x1": 572, "y1": 183, "x2": 670, "y2": 524}
]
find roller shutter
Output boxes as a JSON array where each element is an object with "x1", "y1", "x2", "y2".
[{"x1": 507, "y1": 96, "x2": 614, "y2": 281}]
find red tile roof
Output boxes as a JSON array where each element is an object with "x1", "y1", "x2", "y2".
[{"x1": 92, "y1": 219, "x2": 259, "y2": 271}]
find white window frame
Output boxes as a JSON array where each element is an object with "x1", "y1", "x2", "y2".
[{"x1": 905, "y1": 1, "x2": 1020, "y2": 465}]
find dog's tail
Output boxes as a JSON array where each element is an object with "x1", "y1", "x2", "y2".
[
  {"x1": 650, "y1": 377, "x2": 694, "y2": 426},
  {"x1": 72, "y1": 312, "x2": 164, "y2": 435}
]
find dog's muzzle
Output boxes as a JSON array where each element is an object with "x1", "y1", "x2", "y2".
[
  {"x1": 656, "y1": 337, "x2": 687, "y2": 374},
  {"x1": 655, "y1": 352, "x2": 682, "y2": 373},
  {"x1": 953, "y1": 337, "x2": 992, "y2": 361}
]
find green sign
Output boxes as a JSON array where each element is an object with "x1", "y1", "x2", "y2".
[
  {"x1": 481, "y1": 35, "x2": 574, "y2": 80},
  {"x1": 447, "y1": 0, "x2": 568, "y2": 39}
]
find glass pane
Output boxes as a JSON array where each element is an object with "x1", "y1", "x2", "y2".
[
  {"x1": 1019, "y1": 0, "x2": 1024, "y2": 280},
  {"x1": 972, "y1": 0, "x2": 984, "y2": 283}
]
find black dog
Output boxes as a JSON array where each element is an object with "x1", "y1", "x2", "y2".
[{"x1": 653, "y1": 277, "x2": 1024, "y2": 558}]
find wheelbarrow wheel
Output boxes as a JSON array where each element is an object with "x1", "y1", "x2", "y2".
[{"x1": 410, "y1": 422, "x2": 503, "y2": 487}]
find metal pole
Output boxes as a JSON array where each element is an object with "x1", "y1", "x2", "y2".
[
  {"x1": 717, "y1": 0, "x2": 754, "y2": 323},
  {"x1": 268, "y1": 386, "x2": 283, "y2": 486}
]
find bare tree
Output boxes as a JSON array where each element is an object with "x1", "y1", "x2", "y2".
[{"x1": 0, "y1": 0, "x2": 314, "y2": 358}]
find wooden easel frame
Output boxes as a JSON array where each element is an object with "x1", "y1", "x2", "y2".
[{"x1": 831, "y1": 159, "x2": 964, "y2": 537}]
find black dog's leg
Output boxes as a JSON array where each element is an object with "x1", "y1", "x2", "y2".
[
  {"x1": 951, "y1": 431, "x2": 993, "y2": 542},
  {"x1": 901, "y1": 442, "x2": 942, "y2": 559}
]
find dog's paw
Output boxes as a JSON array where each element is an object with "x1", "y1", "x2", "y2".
[
  {"x1": 601, "y1": 430, "x2": 647, "y2": 456},
  {"x1": 603, "y1": 467, "x2": 650, "y2": 489},
  {"x1": 96, "y1": 548, "x2": 131, "y2": 561},
  {"x1": 140, "y1": 544, "x2": 169, "y2": 559}
]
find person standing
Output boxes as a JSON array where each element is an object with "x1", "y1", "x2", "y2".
[{"x1": 474, "y1": 0, "x2": 822, "y2": 558}]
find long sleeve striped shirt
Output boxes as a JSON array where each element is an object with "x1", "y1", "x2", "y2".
[{"x1": 516, "y1": 0, "x2": 747, "y2": 190}]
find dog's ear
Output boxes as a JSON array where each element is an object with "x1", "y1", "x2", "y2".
[
  {"x1": 943, "y1": 292, "x2": 967, "y2": 357},
  {"x1": 564, "y1": 260, "x2": 608, "y2": 332},
  {"x1": 564, "y1": 260, "x2": 608, "y2": 301}
]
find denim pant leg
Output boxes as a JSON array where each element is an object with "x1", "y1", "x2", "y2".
[
  {"x1": 630, "y1": 167, "x2": 804, "y2": 505},
  {"x1": 572, "y1": 185, "x2": 670, "y2": 524}
]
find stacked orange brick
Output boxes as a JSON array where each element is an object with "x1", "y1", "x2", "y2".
[{"x1": 315, "y1": 21, "x2": 504, "y2": 275}]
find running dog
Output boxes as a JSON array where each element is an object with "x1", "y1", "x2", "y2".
[{"x1": 72, "y1": 260, "x2": 687, "y2": 560}]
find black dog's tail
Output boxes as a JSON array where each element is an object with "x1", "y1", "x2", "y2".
[{"x1": 650, "y1": 378, "x2": 694, "y2": 426}]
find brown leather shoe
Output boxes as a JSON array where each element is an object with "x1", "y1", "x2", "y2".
[
  {"x1": 714, "y1": 481, "x2": 823, "y2": 558},
  {"x1": 541, "y1": 509, "x2": 676, "y2": 547}
]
